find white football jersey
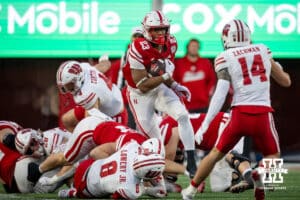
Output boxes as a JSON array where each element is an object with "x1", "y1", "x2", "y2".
[
  {"x1": 86, "y1": 142, "x2": 144, "y2": 199},
  {"x1": 42, "y1": 127, "x2": 71, "y2": 156},
  {"x1": 74, "y1": 64, "x2": 123, "y2": 117},
  {"x1": 215, "y1": 44, "x2": 272, "y2": 107}
]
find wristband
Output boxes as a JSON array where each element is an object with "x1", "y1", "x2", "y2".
[{"x1": 162, "y1": 73, "x2": 171, "y2": 81}]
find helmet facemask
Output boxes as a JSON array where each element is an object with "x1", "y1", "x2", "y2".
[
  {"x1": 142, "y1": 10, "x2": 170, "y2": 45},
  {"x1": 15, "y1": 129, "x2": 45, "y2": 158}
]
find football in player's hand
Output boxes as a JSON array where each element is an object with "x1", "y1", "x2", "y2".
[{"x1": 149, "y1": 59, "x2": 166, "y2": 77}]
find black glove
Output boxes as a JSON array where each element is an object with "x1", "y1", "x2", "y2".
[{"x1": 27, "y1": 162, "x2": 42, "y2": 183}]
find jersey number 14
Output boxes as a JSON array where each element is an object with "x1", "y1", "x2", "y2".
[{"x1": 238, "y1": 54, "x2": 267, "y2": 85}]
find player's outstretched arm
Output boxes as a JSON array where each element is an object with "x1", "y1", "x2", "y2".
[
  {"x1": 39, "y1": 165, "x2": 75, "y2": 186},
  {"x1": 39, "y1": 152, "x2": 67, "y2": 174},
  {"x1": 270, "y1": 59, "x2": 291, "y2": 87},
  {"x1": 195, "y1": 69, "x2": 230, "y2": 144},
  {"x1": 165, "y1": 159, "x2": 188, "y2": 175}
]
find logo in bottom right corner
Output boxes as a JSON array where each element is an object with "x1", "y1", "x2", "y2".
[{"x1": 258, "y1": 158, "x2": 289, "y2": 190}]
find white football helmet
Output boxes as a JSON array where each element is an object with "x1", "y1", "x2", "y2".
[
  {"x1": 221, "y1": 19, "x2": 251, "y2": 49},
  {"x1": 15, "y1": 128, "x2": 44, "y2": 157},
  {"x1": 133, "y1": 153, "x2": 165, "y2": 180},
  {"x1": 142, "y1": 10, "x2": 170, "y2": 45},
  {"x1": 141, "y1": 138, "x2": 165, "y2": 157},
  {"x1": 56, "y1": 60, "x2": 84, "y2": 94}
]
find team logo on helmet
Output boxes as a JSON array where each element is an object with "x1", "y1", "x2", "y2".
[
  {"x1": 67, "y1": 63, "x2": 82, "y2": 75},
  {"x1": 222, "y1": 24, "x2": 231, "y2": 37}
]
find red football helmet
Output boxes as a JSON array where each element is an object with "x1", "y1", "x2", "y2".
[
  {"x1": 221, "y1": 19, "x2": 251, "y2": 49},
  {"x1": 142, "y1": 10, "x2": 170, "y2": 45}
]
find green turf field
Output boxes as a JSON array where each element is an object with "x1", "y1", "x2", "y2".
[{"x1": 0, "y1": 170, "x2": 299, "y2": 199}]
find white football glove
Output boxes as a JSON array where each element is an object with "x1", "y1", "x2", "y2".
[
  {"x1": 171, "y1": 82, "x2": 191, "y2": 102},
  {"x1": 39, "y1": 176, "x2": 59, "y2": 186},
  {"x1": 195, "y1": 124, "x2": 208, "y2": 145},
  {"x1": 164, "y1": 59, "x2": 175, "y2": 75}
]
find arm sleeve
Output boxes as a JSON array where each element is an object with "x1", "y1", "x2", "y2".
[
  {"x1": 206, "y1": 60, "x2": 217, "y2": 96},
  {"x1": 201, "y1": 79, "x2": 230, "y2": 130}
]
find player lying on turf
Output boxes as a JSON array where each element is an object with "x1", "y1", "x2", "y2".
[{"x1": 57, "y1": 138, "x2": 170, "y2": 199}]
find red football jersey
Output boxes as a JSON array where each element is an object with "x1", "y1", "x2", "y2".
[
  {"x1": 174, "y1": 56, "x2": 216, "y2": 111},
  {"x1": 123, "y1": 36, "x2": 178, "y2": 88},
  {"x1": 0, "y1": 143, "x2": 22, "y2": 187},
  {"x1": 160, "y1": 112, "x2": 227, "y2": 151},
  {"x1": 93, "y1": 121, "x2": 144, "y2": 145},
  {"x1": 105, "y1": 59, "x2": 121, "y2": 85}
]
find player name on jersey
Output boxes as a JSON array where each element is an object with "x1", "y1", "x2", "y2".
[
  {"x1": 233, "y1": 46, "x2": 261, "y2": 57},
  {"x1": 119, "y1": 149, "x2": 128, "y2": 183}
]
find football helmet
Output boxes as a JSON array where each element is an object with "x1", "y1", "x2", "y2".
[
  {"x1": 142, "y1": 10, "x2": 170, "y2": 45},
  {"x1": 15, "y1": 128, "x2": 44, "y2": 157},
  {"x1": 141, "y1": 138, "x2": 165, "y2": 157},
  {"x1": 56, "y1": 60, "x2": 84, "y2": 94},
  {"x1": 221, "y1": 19, "x2": 251, "y2": 49},
  {"x1": 133, "y1": 153, "x2": 165, "y2": 180}
]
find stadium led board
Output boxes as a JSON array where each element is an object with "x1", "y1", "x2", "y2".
[{"x1": 0, "y1": 0, "x2": 299, "y2": 58}]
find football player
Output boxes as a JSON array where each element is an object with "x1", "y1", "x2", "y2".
[
  {"x1": 182, "y1": 19, "x2": 291, "y2": 200},
  {"x1": 56, "y1": 60, "x2": 127, "y2": 132},
  {"x1": 58, "y1": 140, "x2": 166, "y2": 199},
  {"x1": 13, "y1": 128, "x2": 72, "y2": 193},
  {"x1": 123, "y1": 10, "x2": 197, "y2": 178}
]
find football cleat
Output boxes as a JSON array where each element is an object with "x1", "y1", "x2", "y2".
[{"x1": 181, "y1": 185, "x2": 197, "y2": 200}]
